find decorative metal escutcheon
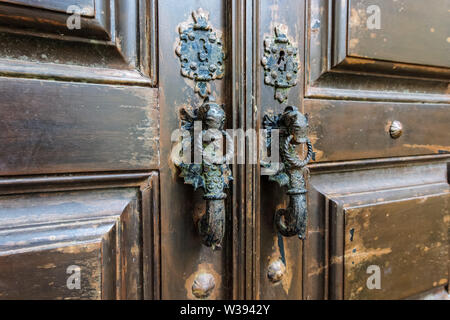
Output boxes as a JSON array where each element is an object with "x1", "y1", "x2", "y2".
[
  {"x1": 176, "y1": 8, "x2": 225, "y2": 98},
  {"x1": 263, "y1": 106, "x2": 313, "y2": 239},
  {"x1": 173, "y1": 96, "x2": 233, "y2": 250},
  {"x1": 261, "y1": 25, "x2": 300, "y2": 103}
]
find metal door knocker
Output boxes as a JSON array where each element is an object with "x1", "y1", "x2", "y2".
[
  {"x1": 261, "y1": 24, "x2": 311, "y2": 239},
  {"x1": 173, "y1": 9, "x2": 231, "y2": 250},
  {"x1": 173, "y1": 97, "x2": 233, "y2": 250},
  {"x1": 262, "y1": 106, "x2": 313, "y2": 239}
]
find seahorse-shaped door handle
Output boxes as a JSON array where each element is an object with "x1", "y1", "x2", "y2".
[
  {"x1": 262, "y1": 106, "x2": 313, "y2": 239},
  {"x1": 172, "y1": 96, "x2": 233, "y2": 250},
  {"x1": 173, "y1": 9, "x2": 231, "y2": 250}
]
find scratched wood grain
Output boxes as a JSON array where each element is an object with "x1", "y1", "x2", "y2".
[{"x1": 0, "y1": 77, "x2": 159, "y2": 175}]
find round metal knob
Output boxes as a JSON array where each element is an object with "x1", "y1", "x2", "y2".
[
  {"x1": 192, "y1": 273, "x2": 215, "y2": 298},
  {"x1": 267, "y1": 259, "x2": 286, "y2": 283},
  {"x1": 389, "y1": 120, "x2": 403, "y2": 139}
]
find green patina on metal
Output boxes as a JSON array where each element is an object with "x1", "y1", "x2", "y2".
[
  {"x1": 261, "y1": 25, "x2": 300, "y2": 103},
  {"x1": 263, "y1": 106, "x2": 313, "y2": 239},
  {"x1": 174, "y1": 96, "x2": 232, "y2": 250},
  {"x1": 176, "y1": 8, "x2": 225, "y2": 98}
]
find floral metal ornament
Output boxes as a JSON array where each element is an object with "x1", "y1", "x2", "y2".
[
  {"x1": 261, "y1": 24, "x2": 300, "y2": 103},
  {"x1": 262, "y1": 106, "x2": 313, "y2": 239},
  {"x1": 176, "y1": 8, "x2": 225, "y2": 98},
  {"x1": 173, "y1": 96, "x2": 233, "y2": 250}
]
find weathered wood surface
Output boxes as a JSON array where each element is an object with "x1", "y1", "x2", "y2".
[
  {"x1": 0, "y1": 188, "x2": 143, "y2": 299},
  {"x1": 306, "y1": 0, "x2": 450, "y2": 102},
  {"x1": 348, "y1": 0, "x2": 450, "y2": 68},
  {"x1": 158, "y1": 0, "x2": 228, "y2": 300},
  {"x1": 2, "y1": 0, "x2": 95, "y2": 16},
  {"x1": 0, "y1": 0, "x2": 448, "y2": 301},
  {"x1": 0, "y1": 78, "x2": 159, "y2": 175},
  {"x1": 344, "y1": 193, "x2": 449, "y2": 299},
  {"x1": 306, "y1": 162, "x2": 449, "y2": 300},
  {"x1": 305, "y1": 99, "x2": 450, "y2": 163},
  {"x1": 0, "y1": 0, "x2": 157, "y2": 84},
  {"x1": 258, "y1": 0, "x2": 305, "y2": 300}
]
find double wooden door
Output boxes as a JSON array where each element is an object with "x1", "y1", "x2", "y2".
[{"x1": 0, "y1": 0, "x2": 448, "y2": 300}]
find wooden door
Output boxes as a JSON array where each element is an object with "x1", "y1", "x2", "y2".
[
  {"x1": 0, "y1": 0, "x2": 448, "y2": 301},
  {"x1": 301, "y1": 0, "x2": 449, "y2": 300},
  {"x1": 0, "y1": 0, "x2": 160, "y2": 299},
  {"x1": 255, "y1": 0, "x2": 449, "y2": 300}
]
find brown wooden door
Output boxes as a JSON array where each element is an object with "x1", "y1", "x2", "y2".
[
  {"x1": 255, "y1": 0, "x2": 449, "y2": 300},
  {"x1": 0, "y1": 0, "x2": 448, "y2": 300},
  {"x1": 0, "y1": 0, "x2": 160, "y2": 299},
  {"x1": 302, "y1": 0, "x2": 450, "y2": 300}
]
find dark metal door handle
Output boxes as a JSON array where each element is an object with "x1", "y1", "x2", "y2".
[
  {"x1": 172, "y1": 9, "x2": 231, "y2": 250},
  {"x1": 263, "y1": 106, "x2": 313, "y2": 239},
  {"x1": 172, "y1": 97, "x2": 233, "y2": 250}
]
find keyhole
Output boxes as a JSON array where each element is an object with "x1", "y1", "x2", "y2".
[
  {"x1": 198, "y1": 38, "x2": 209, "y2": 62},
  {"x1": 277, "y1": 50, "x2": 285, "y2": 64},
  {"x1": 278, "y1": 50, "x2": 286, "y2": 71},
  {"x1": 202, "y1": 39, "x2": 209, "y2": 54}
]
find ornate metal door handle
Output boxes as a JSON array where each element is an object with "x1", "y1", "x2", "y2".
[
  {"x1": 263, "y1": 106, "x2": 313, "y2": 239},
  {"x1": 172, "y1": 97, "x2": 233, "y2": 250},
  {"x1": 173, "y1": 9, "x2": 231, "y2": 250}
]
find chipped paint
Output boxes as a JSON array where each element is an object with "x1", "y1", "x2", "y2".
[
  {"x1": 348, "y1": 38, "x2": 359, "y2": 50},
  {"x1": 403, "y1": 144, "x2": 450, "y2": 153},
  {"x1": 346, "y1": 247, "x2": 392, "y2": 266},
  {"x1": 37, "y1": 263, "x2": 56, "y2": 269},
  {"x1": 268, "y1": 234, "x2": 293, "y2": 295}
]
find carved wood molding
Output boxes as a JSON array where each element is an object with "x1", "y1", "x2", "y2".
[
  {"x1": 0, "y1": 0, "x2": 158, "y2": 86},
  {"x1": 0, "y1": 172, "x2": 161, "y2": 300},
  {"x1": 305, "y1": 163, "x2": 450, "y2": 299},
  {"x1": 0, "y1": 79, "x2": 159, "y2": 176},
  {"x1": 304, "y1": 99, "x2": 450, "y2": 163},
  {"x1": 306, "y1": 0, "x2": 450, "y2": 103}
]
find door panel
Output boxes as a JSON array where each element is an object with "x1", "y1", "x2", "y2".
[
  {"x1": 307, "y1": 0, "x2": 450, "y2": 102},
  {"x1": 0, "y1": 185, "x2": 158, "y2": 299},
  {"x1": 2, "y1": 0, "x2": 95, "y2": 16},
  {"x1": 258, "y1": 0, "x2": 305, "y2": 300},
  {"x1": 0, "y1": 173, "x2": 160, "y2": 300},
  {"x1": 306, "y1": 100, "x2": 450, "y2": 162},
  {"x1": 0, "y1": 78, "x2": 158, "y2": 175},
  {"x1": 302, "y1": 1, "x2": 450, "y2": 299},
  {"x1": 307, "y1": 162, "x2": 449, "y2": 299},
  {"x1": 158, "y1": 0, "x2": 229, "y2": 300},
  {"x1": 0, "y1": 243, "x2": 103, "y2": 299},
  {"x1": 348, "y1": 0, "x2": 450, "y2": 68},
  {"x1": 343, "y1": 193, "x2": 448, "y2": 299},
  {"x1": 0, "y1": 0, "x2": 161, "y2": 300},
  {"x1": 0, "y1": 0, "x2": 156, "y2": 83}
]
